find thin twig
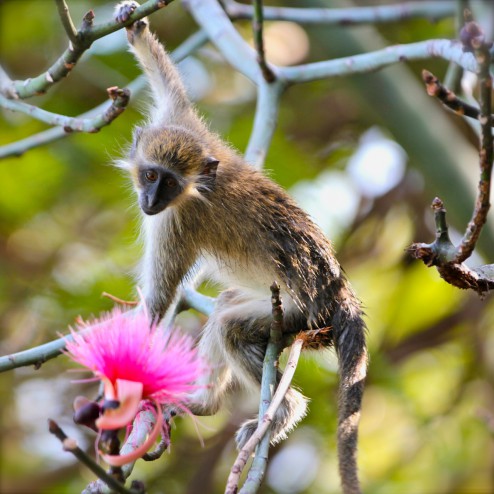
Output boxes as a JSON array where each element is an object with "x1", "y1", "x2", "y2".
[
  {"x1": 252, "y1": 0, "x2": 275, "y2": 83},
  {"x1": 422, "y1": 69, "x2": 489, "y2": 121},
  {"x1": 54, "y1": 0, "x2": 78, "y2": 44},
  {"x1": 241, "y1": 282, "x2": 284, "y2": 491},
  {"x1": 101, "y1": 292, "x2": 138, "y2": 307},
  {"x1": 227, "y1": 337, "x2": 304, "y2": 494},
  {"x1": 48, "y1": 419, "x2": 138, "y2": 494},
  {"x1": 443, "y1": 0, "x2": 468, "y2": 90}
]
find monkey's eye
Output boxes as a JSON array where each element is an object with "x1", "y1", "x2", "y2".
[
  {"x1": 145, "y1": 170, "x2": 159, "y2": 183},
  {"x1": 165, "y1": 177, "x2": 177, "y2": 188}
]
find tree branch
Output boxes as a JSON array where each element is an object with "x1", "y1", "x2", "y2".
[
  {"x1": 224, "y1": 0, "x2": 456, "y2": 25},
  {"x1": 0, "y1": 287, "x2": 214, "y2": 373},
  {"x1": 184, "y1": 0, "x2": 262, "y2": 83},
  {"x1": 0, "y1": 29, "x2": 208, "y2": 159},
  {"x1": 422, "y1": 69, "x2": 488, "y2": 121},
  {"x1": 252, "y1": 0, "x2": 275, "y2": 83},
  {"x1": 83, "y1": 409, "x2": 160, "y2": 494},
  {"x1": 281, "y1": 39, "x2": 477, "y2": 84},
  {"x1": 0, "y1": 86, "x2": 130, "y2": 133},
  {"x1": 408, "y1": 198, "x2": 494, "y2": 292},
  {"x1": 4, "y1": 0, "x2": 170, "y2": 99},
  {"x1": 242, "y1": 282, "x2": 284, "y2": 491},
  {"x1": 226, "y1": 338, "x2": 305, "y2": 494},
  {"x1": 55, "y1": 0, "x2": 78, "y2": 44},
  {"x1": 454, "y1": 15, "x2": 493, "y2": 263},
  {"x1": 408, "y1": 11, "x2": 494, "y2": 293},
  {"x1": 244, "y1": 80, "x2": 285, "y2": 168},
  {"x1": 48, "y1": 419, "x2": 139, "y2": 494}
]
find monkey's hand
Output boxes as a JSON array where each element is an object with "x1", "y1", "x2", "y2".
[{"x1": 114, "y1": 0, "x2": 149, "y2": 39}]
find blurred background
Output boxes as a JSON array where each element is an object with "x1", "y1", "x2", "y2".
[{"x1": 1, "y1": 1, "x2": 494, "y2": 493}]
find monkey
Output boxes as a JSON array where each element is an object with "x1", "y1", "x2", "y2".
[{"x1": 114, "y1": 2, "x2": 367, "y2": 493}]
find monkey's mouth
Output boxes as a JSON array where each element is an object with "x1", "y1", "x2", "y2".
[
  {"x1": 140, "y1": 197, "x2": 168, "y2": 216},
  {"x1": 141, "y1": 204, "x2": 166, "y2": 216},
  {"x1": 141, "y1": 207, "x2": 161, "y2": 216}
]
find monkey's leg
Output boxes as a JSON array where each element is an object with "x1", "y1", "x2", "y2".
[
  {"x1": 186, "y1": 315, "x2": 232, "y2": 417},
  {"x1": 213, "y1": 291, "x2": 308, "y2": 449}
]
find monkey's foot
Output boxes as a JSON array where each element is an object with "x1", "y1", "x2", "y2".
[
  {"x1": 235, "y1": 418, "x2": 292, "y2": 450},
  {"x1": 235, "y1": 418, "x2": 260, "y2": 450},
  {"x1": 115, "y1": 0, "x2": 149, "y2": 41},
  {"x1": 114, "y1": 0, "x2": 140, "y2": 23}
]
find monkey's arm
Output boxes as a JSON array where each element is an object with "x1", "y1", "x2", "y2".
[
  {"x1": 115, "y1": 1, "x2": 199, "y2": 127},
  {"x1": 139, "y1": 215, "x2": 200, "y2": 321}
]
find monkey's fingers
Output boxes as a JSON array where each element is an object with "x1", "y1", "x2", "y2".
[{"x1": 297, "y1": 327, "x2": 333, "y2": 350}]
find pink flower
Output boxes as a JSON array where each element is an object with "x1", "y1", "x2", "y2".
[{"x1": 64, "y1": 306, "x2": 204, "y2": 466}]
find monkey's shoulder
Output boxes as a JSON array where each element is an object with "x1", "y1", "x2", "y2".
[{"x1": 215, "y1": 160, "x2": 297, "y2": 208}]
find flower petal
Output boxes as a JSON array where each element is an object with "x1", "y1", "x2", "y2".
[
  {"x1": 96, "y1": 379, "x2": 143, "y2": 430},
  {"x1": 100, "y1": 406, "x2": 163, "y2": 467}
]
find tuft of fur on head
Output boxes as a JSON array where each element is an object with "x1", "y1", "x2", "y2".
[{"x1": 114, "y1": 157, "x2": 133, "y2": 172}]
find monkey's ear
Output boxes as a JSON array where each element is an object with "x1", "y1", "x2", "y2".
[
  {"x1": 202, "y1": 157, "x2": 219, "y2": 179},
  {"x1": 130, "y1": 126, "x2": 143, "y2": 158}
]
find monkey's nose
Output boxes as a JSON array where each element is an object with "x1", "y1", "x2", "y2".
[
  {"x1": 140, "y1": 194, "x2": 163, "y2": 216},
  {"x1": 146, "y1": 193, "x2": 160, "y2": 209}
]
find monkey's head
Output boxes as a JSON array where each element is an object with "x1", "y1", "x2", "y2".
[{"x1": 124, "y1": 126, "x2": 219, "y2": 216}]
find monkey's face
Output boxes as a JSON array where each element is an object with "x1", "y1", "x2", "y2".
[
  {"x1": 137, "y1": 166, "x2": 185, "y2": 215},
  {"x1": 129, "y1": 126, "x2": 219, "y2": 215}
]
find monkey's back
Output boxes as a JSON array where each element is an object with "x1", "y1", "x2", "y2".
[{"x1": 181, "y1": 151, "x2": 361, "y2": 331}]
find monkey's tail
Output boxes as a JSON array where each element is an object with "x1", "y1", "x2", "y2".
[{"x1": 333, "y1": 305, "x2": 368, "y2": 494}]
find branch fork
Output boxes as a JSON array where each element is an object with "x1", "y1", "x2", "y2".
[{"x1": 410, "y1": 10, "x2": 494, "y2": 294}]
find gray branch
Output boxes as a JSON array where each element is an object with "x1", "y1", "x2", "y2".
[{"x1": 224, "y1": 0, "x2": 455, "y2": 25}]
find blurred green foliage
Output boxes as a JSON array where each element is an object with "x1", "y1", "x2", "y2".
[{"x1": 1, "y1": 1, "x2": 494, "y2": 494}]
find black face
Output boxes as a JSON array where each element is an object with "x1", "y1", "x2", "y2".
[{"x1": 138, "y1": 166, "x2": 184, "y2": 215}]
